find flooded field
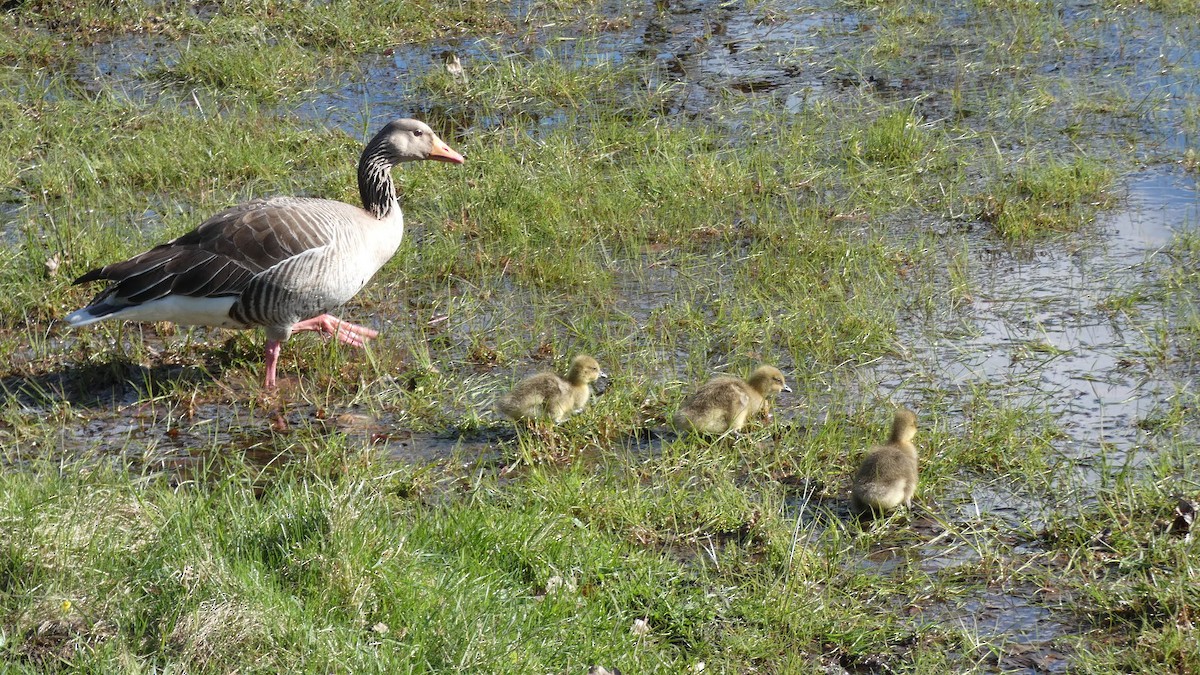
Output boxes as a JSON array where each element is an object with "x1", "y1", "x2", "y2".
[{"x1": 2, "y1": 0, "x2": 1200, "y2": 671}]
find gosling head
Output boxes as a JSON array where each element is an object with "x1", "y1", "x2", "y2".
[
  {"x1": 890, "y1": 408, "x2": 918, "y2": 444},
  {"x1": 747, "y1": 365, "x2": 791, "y2": 397},
  {"x1": 566, "y1": 354, "x2": 606, "y2": 386},
  {"x1": 373, "y1": 118, "x2": 465, "y2": 164}
]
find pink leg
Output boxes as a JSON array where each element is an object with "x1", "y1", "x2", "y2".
[
  {"x1": 263, "y1": 339, "x2": 282, "y2": 389},
  {"x1": 290, "y1": 314, "x2": 379, "y2": 347}
]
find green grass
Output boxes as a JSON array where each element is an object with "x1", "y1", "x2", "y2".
[
  {"x1": 1, "y1": 0, "x2": 1199, "y2": 671},
  {"x1": 1036, "y1": 443, "x2": 1200, "y2": 673},
  {"x1": 152, "y1": 37, "x2": 329, "y2": 103},
  {"x1": 975, "y1": 155, "x2": 1116, "y2": 239},
  {"x1": 0, "y1": 451, "x2": 934, "y2": 672},
  {"x1": 414, "y1": 39, "x2": 674, "y2": 126}
]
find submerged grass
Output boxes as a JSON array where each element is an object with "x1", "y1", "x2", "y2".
[{"x1": 1, "y1": 0, "x2": 1198, "y2": 671}]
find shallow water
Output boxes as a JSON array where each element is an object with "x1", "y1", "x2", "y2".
[
  {"x1": 876, "y1": 166, "x2": 1197, "y2": 496},
  {"x1": 75, "y1": 33, "x2": 174, "y2": 103},
  {"x1": 825, "y1": 165, "x2": 1198, "y2": 664},
  {"x1": 0, "y1": 201, "x2": 24, "y2": 246},
  {"x1": 287, "y1": 0, "x2": 860, "y2": 137},
  {"x1": 933, "y1": 591, "x2": 1074, "y2": 673}
]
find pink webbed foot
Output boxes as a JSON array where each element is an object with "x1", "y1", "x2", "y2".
[{"x1": 290, "y1": 314, "x2": 379, "y2": 348}]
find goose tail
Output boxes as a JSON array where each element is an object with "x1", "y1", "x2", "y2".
[{"x1": 65, "y1": 305, "x2": 117, "y2": 327}]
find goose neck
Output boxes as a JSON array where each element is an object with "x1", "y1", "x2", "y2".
[{"x1": 357, "y1": 142, "x2": 399, "y2": 220}]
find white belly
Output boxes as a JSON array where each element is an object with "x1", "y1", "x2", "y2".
[{"x1": 68, "y1": 295, "x2": 244, "y2": 329}]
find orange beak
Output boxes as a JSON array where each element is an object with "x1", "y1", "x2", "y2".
[{"x1": 428, "y1": 138, "x2": 465, "y2": 164}]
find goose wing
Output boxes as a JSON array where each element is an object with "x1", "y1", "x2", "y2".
[{"x1": 74, "y1": 198, "x2": 338, "y2": 308}]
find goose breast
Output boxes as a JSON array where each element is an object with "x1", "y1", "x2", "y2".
[{"x1": 229, "y1": 196, "x2": 406, "y2": 325}]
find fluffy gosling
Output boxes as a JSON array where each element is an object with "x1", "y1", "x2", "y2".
[
  {"x1": 496, "y1": 354, "x2": 606, "y2": 424},
  {"x1": 673, "y1": 365, "x2": 791, "y2": 435},
  {"x1": 850, "y1": 408, "x2": 919, "y2": 520}
]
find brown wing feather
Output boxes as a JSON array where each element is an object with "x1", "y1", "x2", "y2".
[{"x1": 73, "y1": 198, "x2": 337, "y2": 305}]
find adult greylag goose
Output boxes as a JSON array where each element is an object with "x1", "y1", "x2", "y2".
[
  {"x1": 850, "y1": 408, "x2": 920, "y2": 520},
  {"x1": 66, "y1": 119, "x2": 464, "y2": 388},
  {"x1": 496, "y1": 355, "x2": 606, "y2": 425},
  {"x1": 673, "y1": 365, "x2": 790, "y2": 435}
]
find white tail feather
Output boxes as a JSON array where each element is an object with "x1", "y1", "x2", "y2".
[{"x1": 64, "y1": 296, "x2": 243, "y2": 329}]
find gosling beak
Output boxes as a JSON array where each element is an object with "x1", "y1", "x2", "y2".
[
  {"x1": 782, "y1": 384, "x2": 793, "y2": 393},
  {"x1": 428, "y1": 138, "x2": 465, "y2": 164}
]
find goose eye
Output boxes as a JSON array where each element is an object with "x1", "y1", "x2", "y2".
[{"x1": 412, "y1": 129, "x2": 424, "y2": 137}]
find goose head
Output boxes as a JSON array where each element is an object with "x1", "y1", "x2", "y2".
[
  {"x1": 891, "y1": 408, "x2": 918, "y2": 444},
  {"x1": 374, "y1": 119, "x2": 465, "y2": 164},
  {"x1": 566, "y1": 354, "x2": 606, "y2": 386},
  {"x1": 747, "y1": 365, "x2": 791, "y2": 397}
]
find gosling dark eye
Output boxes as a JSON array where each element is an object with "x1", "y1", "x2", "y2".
[{"x1": 413, "y1": 129, "x2": 424, "y2": 137}]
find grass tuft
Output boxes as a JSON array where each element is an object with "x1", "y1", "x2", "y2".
[{"x1": 976, "y1": 155, "x2": 1115, "y2": 238}]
